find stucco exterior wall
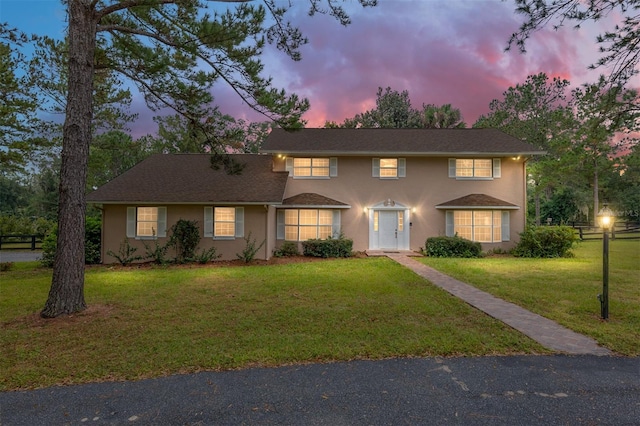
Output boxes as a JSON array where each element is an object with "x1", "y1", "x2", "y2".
[
  {"x1": 273, "y1": 155, "x2": 527, "y2": 252},
  {"x1": 100, "y1": 204, "x2": 272, "y2": 264}
]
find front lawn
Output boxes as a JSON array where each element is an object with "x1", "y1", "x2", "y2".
[
  {"x1": 418, "y1": 239, "x2": 640, "y2": 356},
  {"x1": 1, "y1": 258, "x2": 543, "y2": 390}
]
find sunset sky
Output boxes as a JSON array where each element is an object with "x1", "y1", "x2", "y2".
[{"x1": 2, "y1": 0, "x2": 634, "y2": 137}]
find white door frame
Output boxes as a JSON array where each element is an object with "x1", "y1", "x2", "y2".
[{"x1": 367, "y1": 200, "x2": 410, "y2": 250}]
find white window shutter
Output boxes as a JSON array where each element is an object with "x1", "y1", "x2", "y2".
[
  {"x1": 448, "y1": 159, "x2": 456, "y2": 178},
  {"x1": 285, "y1": 157, "x2": 293, "y2": 175},
  {"x1": 501, "y1": 211, "x2": 510, "y2": 241},
  {"x1": 235, "y1": 207, "x2": 244, "y2": 238},
  {"x1": 126, "y1": 207, "x2": 136, "y2": 238},
  {"x1": 398, "y1": 158, "x2": 406, "y2": 177},
  {"x1": 277, "y1": 210, "x2": 285, "y2": 239},
  {"x1": 329, "y1": 157, "x2": 338, "y2": 177},
  {"x1": 445, "y1": 211, "x2": 454, "y2": 237},
  {"x1": 204, "y1": 207, "x2": 213, "y2": 238},
  {"x1": 493, "y1": 158, "x2": 501, "y2": 178},
  {"x1": 332, "y1": 210, "x2": 341, "y2": 238},
  {"x1": 372, "y1": 158, "x2": 380, "y2": 177},
  {"x1": 157, "y1": 207, "x2": 167, "y2": 237}
]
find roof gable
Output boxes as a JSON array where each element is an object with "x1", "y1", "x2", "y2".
[
  {"x1": 435, "y1": 194, "x2": 520, "y2": 209},
  {"x1": 87, "y1": 154, "x2": 288, "y2": 204},
  {"x1": 261, "y1": 128, "x2": 545, "y2": 156}
]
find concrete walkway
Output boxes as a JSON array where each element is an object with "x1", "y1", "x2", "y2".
[{"x1": 385, "y1": 253, "x2": 612, "y2": 356}]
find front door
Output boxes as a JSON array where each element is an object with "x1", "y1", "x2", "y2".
[{"x1": 379, "y1": 210, "x2": 398, "y2": 249}]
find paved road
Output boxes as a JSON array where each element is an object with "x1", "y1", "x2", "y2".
[
  {"x1": 0, "y1": 251, "x2": 42, "y2": 263},
  {"x1": 1, "y1": 355, "x2": 638, "y2": 425}
]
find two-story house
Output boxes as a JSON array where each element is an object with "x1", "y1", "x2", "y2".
[{"x1": 87, "y1": 128, "x2": 544, "y2": 263}]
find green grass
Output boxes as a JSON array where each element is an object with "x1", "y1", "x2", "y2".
[
  {"x1": 418, "y1": 239, "x2": 640, "y2": 356},
  {"x1": 0, "y1": 258, "x2": 544, "y2": 390}
]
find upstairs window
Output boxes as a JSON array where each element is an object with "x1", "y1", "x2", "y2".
[
  {"x1": 286, "y1": 157, "x2": 337, "y2": 178},
  {"x1": 372, "y1": 158, "x2": 406, "y2": 178},
  {"x1": 449, "y1": 158, "x2": 501, "y2": 179}
]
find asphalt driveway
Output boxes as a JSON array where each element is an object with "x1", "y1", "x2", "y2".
[{"x1": 1, "y1": 355, "x2": 638, "y2": 425}]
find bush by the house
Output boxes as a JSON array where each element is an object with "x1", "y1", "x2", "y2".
[
  {"x1": 424, "y1": 236, "x2": 482, "y2": 258},
  {"x1": 236, "y1": 231, "x2": 265, "y2": 263},
  {"x1": 512, "y1": 226, "x2": 579, "y2": 258},
  {"x1": 107, "y1": 238, "x2": 144, "y2": 266},
  {"x1": 41, "y1": 217, "x2": 102, "y2": 267},
  {"x1": 168, "y1": 219, "x2": 200, "y2": 263},
  {"x1": 302, "y1": 236, "x2": 353, "y2": 258},
  {"x1": 193, "y1": 246, "x2": 221, "y2": 264},
  {"x1": 273, "y1": 241, "x2": 300, "y2": 257}
]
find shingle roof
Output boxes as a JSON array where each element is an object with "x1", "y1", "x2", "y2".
[
  {"x1": 86, "y1": 154, "x2": 288, "y2": 204},
  {"x1": 435, "y1": 194, "x2": 520, "y2": 209},
  {"x1": 282, "y1": 193, "x2": 350, "y2": 207},
  {"x1": 261, "y1": 128, "x2": 545, "y2": 156}
]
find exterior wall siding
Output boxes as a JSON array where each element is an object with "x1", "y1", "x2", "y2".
[
  {"x1": 274, "y1": 155, "x2": 526, "y2": 252},
  {"x1": 101, "y1": 204, "x2": 271, "y2": 264}
]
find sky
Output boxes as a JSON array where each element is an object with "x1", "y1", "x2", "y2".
[{"x1": 1, "y1": 0, "x2": 634, "y2": 138}]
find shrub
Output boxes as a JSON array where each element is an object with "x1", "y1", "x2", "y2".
[
  {"x1": 424, "y1": 236, "x2": 482, "y2": 258},
  {"x1": 168, "y1": 219, "x2": 200, "y2": 263},
  {"x1": 273, "y1": 241, "x2": 300, "y2": 257},
  {"x1": 512, "y1": 226, "x2": 579, "y2": 258},
  {"x1": 302, "y1": 236, "x2": 353, "y2": 258},
  {"x1": 0, "y1": 262, "x2": 14, "y2": 272},
  {"x1": 107, "y1": 239, "x2": 144, "y2": 266},
  {"x1": 236, "y1": 231, "x2": 265, "y2": 263},
  {"x1": 193, "y1": 246, "x2": 221, "y2": 264},
  {"x1": 143, "y1": 238, "x2": 169, "y2": 265},
  {"x1": 41, "y1": 218, "x2": 102, "y2": 267},
  {"x1": 40, "y1": 228, "x2": 57, "y2": 267},
  {"x1": 84, "y1": 216, "x2": 102, "y2": 264}
]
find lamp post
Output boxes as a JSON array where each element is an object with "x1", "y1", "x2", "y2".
[{"x1": 597, "y1": 203, "x2": 613, "y2": 320}]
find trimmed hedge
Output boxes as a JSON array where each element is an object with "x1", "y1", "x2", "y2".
[
  {"x1": 424, "y1": 236, "x2": 482, "y2": 258},
  {"x1": 512, "y1": 226, "x2": 579, "y2": 258},
  {"x1": 302, "y1": 237, "x2": 353, "y2": 258}
]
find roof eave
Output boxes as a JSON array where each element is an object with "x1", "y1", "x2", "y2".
[
  {"x1": 262, "y1": 150, "x2": 547, "y2": 157},
  {"x1": 435, "y1": 205, "x2": 520, "y2": 210}
]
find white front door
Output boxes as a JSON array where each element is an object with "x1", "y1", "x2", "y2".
[{"x1": 379, "y1": 210, "x2": 398, "y2": 249}]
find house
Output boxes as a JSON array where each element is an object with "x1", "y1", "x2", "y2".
[{"x1": 87, "y1": 128, "x2": 544, "y2": 263}]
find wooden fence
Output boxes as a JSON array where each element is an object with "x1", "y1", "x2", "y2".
[
  {"x1": 0, "y1": 234, "x2": 44, "y2": 250},
  {"x1": 571, "y1": 221, "x2": 640, "y2": 241}
]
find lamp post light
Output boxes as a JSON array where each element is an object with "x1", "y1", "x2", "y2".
[{"x1": 597, "y1": 203, "x2": 614, "y2": 320}]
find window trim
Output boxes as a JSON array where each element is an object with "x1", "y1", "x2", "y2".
[
  {"x1": 448, "y1": 158, "x2": 501, "y2": 180},
  {"x1": 285, "y1": 157, "x2": 337, "y2": 179},
  {"x1": 277, "y1": 209, "x2": 341, "y2": 241},
  {"x1": 372, "y1": 158, "x2": 406, "y2": 179},
  {"x1": 204, "y1": 206, "x2": 244, "y2": 239},
  {"x1": 445, "y1": 209, "x2": 510, "y2": 242},
  {"x1": 126, "y1": 206, "x2": 167, "y2": 239}
]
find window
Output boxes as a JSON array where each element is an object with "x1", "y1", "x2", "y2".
[
  {"x1": 372, "y1": 158, "x2": 406, "y2": 178},
  {"x1": 449, "y1": 158, "x2": 501, "y2": 179},
  {"x1": 380, "y1": 159, "x2": 398, "y2": 177},
  {"x1": 277, "y1": 209, "x2": 340, "y2": 241},
  {"x1": 286, "y1": 157, "x2": 337, "y2": 178},
  {"x1": 447, "y1": 210, "x2": 509, "y2": 242},
  {"x1": 126, "y1": 207, "x2": 167, "y2": 238},
  {"x1": 203, "y1": 207, "x2": 244, "y2": 239},
  {"x1": 214, "y1": 207, "x2": 235, "y2": 237}
]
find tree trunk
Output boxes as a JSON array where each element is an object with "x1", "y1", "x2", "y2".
[
  {"x1": 41, "y1": 0, "x2": 96, "y2": 318},
  {"x1": 593, "y1": 163, "x2": 599, "y2": 227}
]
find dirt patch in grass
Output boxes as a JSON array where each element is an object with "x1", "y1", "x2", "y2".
[{"x1": 3, "y1": 304, "x2": 117, "y2": 329}]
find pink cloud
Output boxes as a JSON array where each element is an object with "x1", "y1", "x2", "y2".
[{"x1": 132, "y1": 0, "x2": 623, "y2": 135}]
